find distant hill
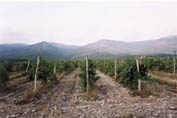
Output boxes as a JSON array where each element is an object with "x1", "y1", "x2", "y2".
[
  {"x1": 50, "y1": 42, "x2": 80, "y2": 50},
  {"x1": 16, "y1": 41, "x2": 67, "y2": 60},
  {"x1": 0, "y1": 43, "x2": 27, "y2": 60},
  {"x1": 0, "y1": 35, "x2": 177, "y2": 60},
  {"x1": 71, "y1": 35, "x2": 177, "y2": 59},
  {"x1": 0, "y1": 42, "x2": 76, "y2": 60}
]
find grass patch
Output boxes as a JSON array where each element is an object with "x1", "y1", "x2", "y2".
[
  {"x1": 165, "y1": 87, "x2": 177, "y2": 93},
  {"x1": 128, "y1": 76, "x2": 166, "y2": 98},
  {"x1": 16, "y1": 80, "x2": 57, "y2": 105},
  {"x1": 130, "y1": 75, "x2": 177, "y2": 97},
  {"x1": 9, "y1": 72, "x2": 23, "y2": 80},
  {"x1": 16, "y1": 70, "x2": 74, "y2": 105},
  {"x1": 131, "y1": 87, "x2": 159, "y2": 98},
  {"x1": 56, "y1": 72, "x2": 67, "y2": 81},
  {"x1": 8, "y1": 77, "x2": 30, "y2": 88},
  {"x1": 0, "y1": 103, "x2": 12, "y2": 109},
  {"x1": 83, "y1": 88, "x2": 100, "y2": 101},
  {"x1": 151, "y1": 71, "x2": 177, "y2": 79},
  {"x1": 148, "y1": 75, "x2": 177, "y2": 88},
  {"x1": 16, "y1": 90, "x2": 38, "y2": 105},
  {"x1": 118, "y1": 114, "x2": 135, "y2": 118}
]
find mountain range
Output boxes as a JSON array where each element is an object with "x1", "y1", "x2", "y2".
[{"x1": 0, "y1": 35, "x2": 177, "y2": 60}]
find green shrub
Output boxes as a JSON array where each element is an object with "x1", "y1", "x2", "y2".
[
  {"x1": 0, "y1": 64, "x2": 9, "y2": 88},
  {"x1": 79, "y1": 59, "x2": 99, "y2": 92},
  {"x1": 28, "y1": 58, "x2": 55, "y2": 83},
  {"x1": 120, "y1": 59, "x2": 148, "y2": 89}
]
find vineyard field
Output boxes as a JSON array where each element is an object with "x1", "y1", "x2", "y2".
[{"x1": 0, "y1": 56, "x2": 177, "y2": 117}]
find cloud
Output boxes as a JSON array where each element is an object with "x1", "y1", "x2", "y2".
[{"x1": 0, "y1": 1, "x2": 177, "y2": 45}]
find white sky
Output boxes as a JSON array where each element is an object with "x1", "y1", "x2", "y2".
[{"x1": 0, "y1": 1, "x2": 177, "y2": 45}]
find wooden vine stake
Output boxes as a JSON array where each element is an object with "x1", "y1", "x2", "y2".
[
  {"x1": 54, "y1": 62, "x2": 56, "y2": 74},
  {"x1": 174, "y1": 50, "x2": 176, "y2": 77},
  {"x1": 139, "y1": 56, "x2": 142, "y2": 65},
  {"x1": 174, "y1": 58, "x2": 176, "y2": 77},
  {"x1": 26, "y1": 60, "x2": 30, "y2": 73},
  {"x1": 34, "y1": 56, "x2": 40, "y2": 92},
  {"x1": 114, "y1": 57, "x2": 117, "y2": 79},
  {"x1": 136, "y1": 56, "x2": 141, "y2": 91},
  {"x1": 86, "y1": 56, "x2": 90, "y2": 93}
]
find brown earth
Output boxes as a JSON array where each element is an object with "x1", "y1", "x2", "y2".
[{"x1": 1, "y1": 69, "x2": 177, "y2": 118}]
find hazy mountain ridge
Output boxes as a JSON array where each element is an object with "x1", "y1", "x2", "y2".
[
  {"x1": 71, "y1": 36, "x2": 177, "y2": 59},
  {"x1": 50, "y1": 42, "x2": 80, "y2": 50},
  {"x1": 0, "y1": 35, "x2": 177, "y2": 60},
  {"x1": 0, "y1": 42, "x2": 68, "y2": 60}
]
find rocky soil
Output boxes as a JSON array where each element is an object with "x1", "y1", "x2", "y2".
[
  {"x1": 0, "y1": 76, "x2": 32, "y2": 105},
  {"x1": 1, "y1": 69, "x2": 177, "y2": 118}
]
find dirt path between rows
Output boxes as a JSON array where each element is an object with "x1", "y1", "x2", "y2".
[
  {"x1": 0, "y1": 76, "x2": 32, "y2": 104},
  {"x1": 41, "y1": 68, "x2": 81, "y2": 118},
  {"x1": 42, "y1": 70, "x2": 177, "y2": 118},
  {"x1": 0, "y1": 69, "x2": 80, "y2": 118},
  {"x1": 1, "y1": 69, "x2": 177, "y2": 118},
  {"x1": 96, "y1": 70, "x2": 137, "y2": 104},
  {"x1": 94, "y1": 70, "x2": 177, "y2": 118}
]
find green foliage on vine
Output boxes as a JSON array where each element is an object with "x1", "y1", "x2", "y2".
[
  {"x1": 79, "y1": 59, "x2": 99, "y2": 92},
  {"x1": 0, "y1": 63, "x2": 9, "y2": 88}
]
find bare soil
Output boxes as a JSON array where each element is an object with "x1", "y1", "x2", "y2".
[
  {"x1": 1, "y1": 69, "x2": 177, "y2": 118},
  {"x1": 0, "y1": 76, "x2": 32, "y2": 104}
]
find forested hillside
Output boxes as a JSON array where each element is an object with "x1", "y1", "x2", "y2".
[{"x1": 0, "y1": 35, "x2": 177, "y2": 60}]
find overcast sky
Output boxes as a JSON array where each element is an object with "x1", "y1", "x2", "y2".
[{"x1": 0, "y1": 1, "x2": 177, "y2": 45}]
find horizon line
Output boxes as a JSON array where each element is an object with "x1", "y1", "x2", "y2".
[{"x1": 0, "y1": 34, "x2": 176, "y2": 46}]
